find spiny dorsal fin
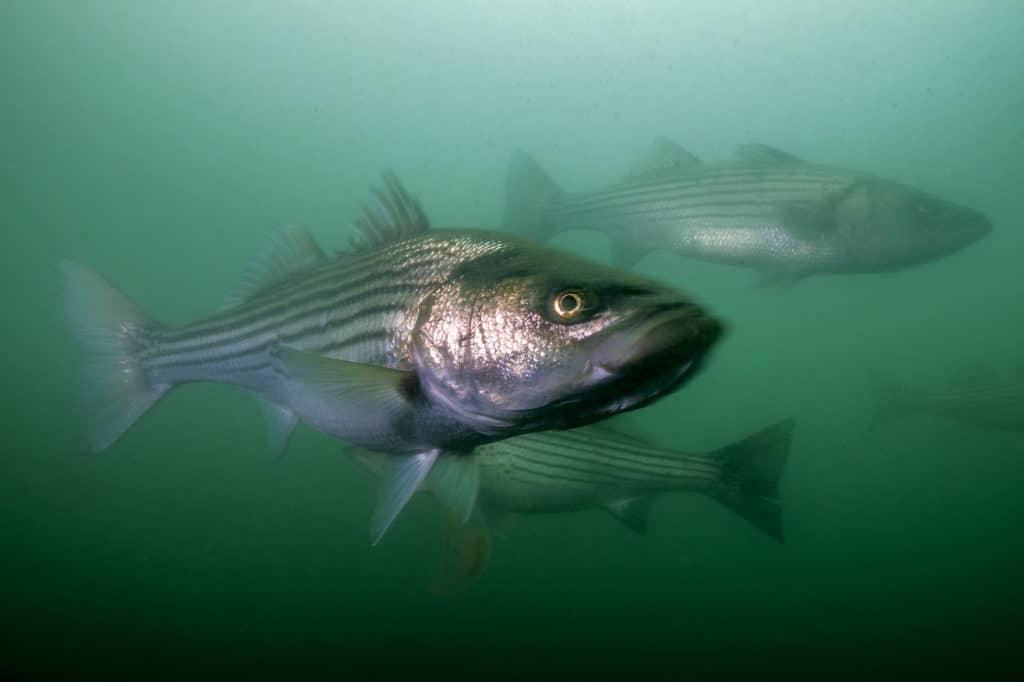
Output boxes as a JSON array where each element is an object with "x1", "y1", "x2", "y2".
[
  {"x1": 222, "y1": 226, "x2": 326, "y2": 309},
  {"x1": 624, "y1": 136, "x2": 702, "y2": 181},
  {"x1": 736, "y1": 143, "x2": 805, "y2": 164},
  {"x1": 349, "y1": 173, "x2": 431, "y2": 253}
]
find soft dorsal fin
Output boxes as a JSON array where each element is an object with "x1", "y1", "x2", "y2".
[
  {"x1": 222, "y1": 226, "x2": 326, "y2": 309},
  {"x1": 349, "y1": 173, "x2": 431, "y2": 253},
  {"x1": 624, "y1": 136, "x2": 702, "y2": 181},
  {"x1": 736, "y1": 143, "x2": 805, "y2": 164}
]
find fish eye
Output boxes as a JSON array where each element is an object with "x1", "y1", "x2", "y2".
[{"x1": 551, "y1": 289, "x2": 587, "y2": 320}]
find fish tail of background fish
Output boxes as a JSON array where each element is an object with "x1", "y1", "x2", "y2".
[
  {"x1": 707, "y1": 418, "x2": 793, "y2": 542},
  {"x1": 503, "y1": 149, "x2": 564, "y2": 243},
  {"x1": 867, "y1": 375, "x2": 924, "y2": 428},
  {"x1": 59, "y1": 259, "x2": 171, "y2": 454}
]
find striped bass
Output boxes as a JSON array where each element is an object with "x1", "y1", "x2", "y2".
[
  {"x1": 350, "y1": 418, "x2": 794, "y2": 589},
  {"x1": 61, "y1": 174, "x2": 723, "y2": 543},
  {"x1": 871, "y1": 367, "x2": 1024, "y2": 433},
  {"x1": 506, "y1": 137, "x2": 991, "y2": 282}
]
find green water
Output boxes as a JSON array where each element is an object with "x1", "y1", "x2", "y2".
[{"x1": 4, "y1": 1, "x2": 1023, "y2": 678}]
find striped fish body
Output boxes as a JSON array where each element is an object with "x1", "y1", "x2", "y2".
[
  {"x1": 62, "y1": 175, "x2": 724, "y2": 544},
  {"x1": 544, "y1": 161, "x2": 855, "y2": 274},
  {"x1": 133, "y1": 222, "x2": 721, "y2": 453},
  {"x1": 876, "y1": 372, "x2": 1024, "y2": 433},
  {"x1": 475, "y1": 428, "x2": 722, "y2": 514},
  {"x1": 351, "y1": 418, "x2": 793, "y2": 541},
  {"x1": 141, "y1": 232, "x2": 501, "y2": 451},
  {"x1": 506, "y1": 139, "x2": 991, "y2": 280}
]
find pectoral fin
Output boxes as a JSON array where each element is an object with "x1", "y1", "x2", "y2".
[
  {"x1": 371, "y1": 449, "x2": 441, "y2": 546},
  {"x1": 270, "y1": 346, "x2": 417, "y2": 442}
]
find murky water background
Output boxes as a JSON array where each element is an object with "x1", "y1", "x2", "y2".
[{"x1": 4, "y1": 1, "x2": 1022, "y2": 677}]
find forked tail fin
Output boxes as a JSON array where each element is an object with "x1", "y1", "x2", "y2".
[
  {"x1": 709, "y1": 418, "x2": 795, "y2": 542},
  {"x1": 503, "y1": 149, "x2": 564, "y2": 243},
  {"x1": 59, "y1": 260, "x2": 169, "y2": 453}
]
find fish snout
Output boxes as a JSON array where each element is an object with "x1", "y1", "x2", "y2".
[{"x1": 594, "y1": 305, "x2": 724, "y2": 377}]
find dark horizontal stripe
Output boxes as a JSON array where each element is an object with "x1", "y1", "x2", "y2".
[
  {"x1": 500, "y1": 440, "x2": 715, "y2": 482},
  {"x1": 191, "y1": 329, "x2": 392, "y2": 376},
  {"x1": 559, "y1": 177, "x2": 831, "y2": 212},
  {"x1": 147, "y1": 303, "x2": 402, "y2": 370},
  {"x1": 525, "y1": 430, "x2": 684, "y2": 462},
  {"x1": 157, "y1": 250, "x2": 445, "y2": 346},
  {"x1": 557, "y1": 169, "x2": 846, "y2": 213},
  {"x1": 555, "y1": 184, "x2": 829, "y2": 219},
  {"x1": 505, "y1": 450, "x2": 710, "y2": 489},
  {"x1": 617, "y1": 162, "x2": 838, "y2": 185},
  {"x1": 148, "y1": 281, "x2": 423, "y2": 364},
  {"x1": 539, "y1": 430, "x2": 716, "y2": 468},
  {"x1": 554, "y1": 203, "x2": 786, "y2": 226},
  {"x1": 521, "y1": 436, "x2": 719, "y2": 477}
]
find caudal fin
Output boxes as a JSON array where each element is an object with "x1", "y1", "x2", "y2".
[
  {"x1": 503, "y1": 150, "x2": 564, "y2": 243},
  {"x1": 866, "y1": 374, "x2": 921, "y2": 430},
  {"x1": 709, "y1": 418, "x2": 795, "y2": 543},
  {"x1": 59, "y1": 260, "x2": 169, "y2": 453}
]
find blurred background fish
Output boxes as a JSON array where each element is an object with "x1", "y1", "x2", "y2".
[
  {"x1": 506, "y1": 137, "x2": 992, "y2": 284},
  {"x1": 871, "y1": 366, "x2": 1024, "y2": 433},
  {"x1": 350, "y1": 417, "x2": 794, "y2": 591}
]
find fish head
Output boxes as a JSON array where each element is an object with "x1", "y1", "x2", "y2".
[
  {"x1": 410, "y1": 239, "x2": 724, "y2": 435},
  {"x1": 835, "y1": 181, "x2": 992, "y2": 269}
]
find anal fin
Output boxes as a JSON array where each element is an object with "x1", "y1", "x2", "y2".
[
  {"x1": 259, "y1": 399, "x2": 297, "y2": 460},
  {"x1": 425, "y1": 455, "x2": 480, "y2": 523},
  {"x1": 603, "y1": 497, "x2": 653, "y2": 535}
]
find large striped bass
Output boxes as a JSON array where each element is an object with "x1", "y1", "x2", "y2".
[
  {"x1": 506, "y1": 137, "x2": 991, "y2": 282},
  {"x1": 350, "y1": 418, "x2": 794, "y2": 588},
  {"x1": 61, "y1": 175, "x2": 723, "y2": 543}
]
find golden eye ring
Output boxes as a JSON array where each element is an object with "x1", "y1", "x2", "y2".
[{"x1": 552, "y1": 290, "x2": 585, "y2": 319}]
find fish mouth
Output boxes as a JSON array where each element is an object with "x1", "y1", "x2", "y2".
[
  {"x1": 934, "y1": 207, "x2": 993, "y2": 244},
  {"x1": 593, "y1": 306, "x2": 724, "y2": 389}
]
